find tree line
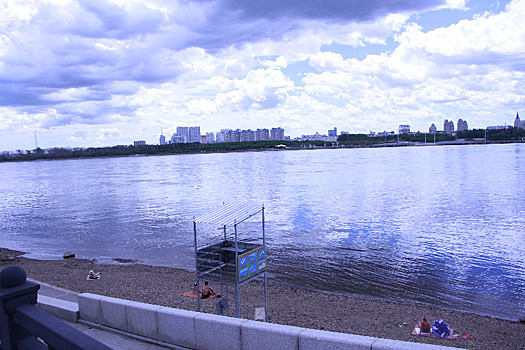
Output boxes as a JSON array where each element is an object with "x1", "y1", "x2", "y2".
[
  {"x1": 0, "y1": 140, "x2": 327, "y2": 162},
  {"x1": 1, "y1": 127, "x2": 524, "y2": 162}
]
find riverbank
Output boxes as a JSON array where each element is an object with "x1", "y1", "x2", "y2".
[
  {"x1": 1, "y1": 248, "x2": 523, "y2": 349},
  {"x1": 2, "y1": 136, "x2": 524, "y2": 163}
]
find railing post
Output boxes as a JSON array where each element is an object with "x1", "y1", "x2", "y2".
[{"x1": 0, "y1": 265, "x2": 40, "y2": 350}]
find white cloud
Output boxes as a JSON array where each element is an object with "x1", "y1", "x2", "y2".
[
  {"x1": 444, "y1": 0, "x2": 468, "y2": 10},
  {"x1": 396, "y1": 1, "x2": 525, "y2": 58},
  {"x1": 97, "y1": 127, "x2": 122, "y2": 140},
  {"x1": 0, "y1": 0, "x2": 524, "y2": 150}
]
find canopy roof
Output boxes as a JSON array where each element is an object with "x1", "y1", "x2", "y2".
[{"x1": 194, "y1": 202, "x2": 263, "y2": 226}]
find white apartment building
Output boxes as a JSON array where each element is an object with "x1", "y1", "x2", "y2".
[
  {"x1": 255, "y1": 128, "x2": 270, "y2": 141},
  {"x1": 457, "y1": 119, "x2": 468, "y2": 132},
  {"x1": 204, "y1": 132, "x2": 215, "y2": 143},
  {"x1": 215, "y1": 129, "x2": 230, "y2": 143},
  {"x1": 240, "y1": 129, "x2": 255, "y2": 142},
  {"x1": 176, "y1": 127, "x2": 189, "y2": 143},
  {"x1": 270, "y1": 127, "x2": 285, "y2": 140},
  {"x1": 188, "y1": 126, "x2": 201, "y2": 143},
  {"x1": 296, "y1": 133, "x2": 337, "y2": 142},
  {"x1": 444, "y1": 120, "x2": 454, "y2": 134},
  {"x1": 172, "y1": 126, "x2": 201, "y2": 143}
]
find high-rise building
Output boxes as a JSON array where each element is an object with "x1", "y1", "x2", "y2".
[
  {"x1": 230, "y1": 129, "x2": 241, "y2": 143},
  {"x1": 270, "y1": 127, "x2": 285, "y2": 140},
  {"x1": 444, "y1": 119, "x2": 454, "y2": 134},
  {"x1": 171, "y1": 134, "x2": 185, "y2": 143},
  {"x1": 429, "y1": 123, "x2": 437, "y2": 133},
  {"x1": 457, "y1": 119, "x2": 468, "y2": 132},
  {"x1": 205, "y1": 132, "x2": 215, "y2": 143},
  {"x1": 215, "y1": 129, "x2": 230, "y2": 143},
  {"x1": 188, "y1": 126, "x2": 201, "y2": 143},
  {"x1": 255, "y1": 128, "x2": 270, "y2": 141},
  {"x1": 133, "y1": 140, "x2": 146, "y2": 146},
  {"x1": 240, "y1": 129, "x2": 255, "y2": 142},
  {"x1": 159, "y1": 134, "x2": 166, "y2": 145},
  {"x1": 176, "y1": 127, "x2": 189, "y2": 143},
  {"x1": 173, "y1": 126, "x2": 201, "y2": 143},
  {"x1": 328, "y1": 127, "x2": 337, "y2": 137}
]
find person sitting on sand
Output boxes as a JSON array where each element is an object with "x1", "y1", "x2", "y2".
[
  {"x1": 201, "y1": 281, "x2": 216, "y2": 299},
  {"x1": 420, "y1": 317, "x2": 431, "y2": 334},
  {"x1": 192, "y1": 282, "x2": 200, "y2": 294}
]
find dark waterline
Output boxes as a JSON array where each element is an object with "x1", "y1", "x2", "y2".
[{"x1": 1, "y1": 143, "x2": 524, "y2": 320}]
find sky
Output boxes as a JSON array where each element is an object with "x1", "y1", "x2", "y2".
[{"x1": 0, "y1": 0, "x2": 524, "y2": 151}]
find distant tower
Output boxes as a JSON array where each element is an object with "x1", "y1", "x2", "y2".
[
  {"x1": 34, "y1": 125, "x2": 38, "y2": 149},
  {"x1": 444, "y1": 119, "x2": 454, "y2": 134},
  {"x1": 429, "y1": 123, "x2": 437, "y2": 133},
  {"x1": 457, "y1": 119, "x2": 468, "y2": 132},
  {"x1": 159, "y1": 129, "x2": 166, "y2": 145},
  {"x1": 514, "y1": 112, "x2": 522, "y2": 129}
]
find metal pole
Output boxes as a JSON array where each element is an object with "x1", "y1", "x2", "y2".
[
  {"x1": 221, "y1": 225, "x2": 227, "y2": 299},
  {"x1": 234, "y1": 221, "x2": 240, "y2": 318},
  {"x1": 193, "y1": 220, "x2": 201, "y2": 312},
  {"x1": 262, "y1": 205, "x2": 268, "y2": 322},
  {"x1": 264, "y1": 272, "x2": 268, "y2": 322},
  {"x1": 262, "y1": 205, "x2": 265, "y2": 245}
]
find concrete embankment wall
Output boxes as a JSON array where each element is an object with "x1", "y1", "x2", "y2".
[{"x1": 74, "y1": 293, "x2": 459, "y2": 350}]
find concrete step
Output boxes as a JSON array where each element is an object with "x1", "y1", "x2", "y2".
[{"x1": 37, "y1": 294, "x2": 79, "y2": 323}]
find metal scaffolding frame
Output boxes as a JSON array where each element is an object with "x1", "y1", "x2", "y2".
[{"x1": 193, "y1": 203, "x2": 267, "y2": 320}]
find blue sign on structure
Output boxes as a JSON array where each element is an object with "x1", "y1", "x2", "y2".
[{"x1": 238, "y1": 245, "x2": 266, "y2": 283}]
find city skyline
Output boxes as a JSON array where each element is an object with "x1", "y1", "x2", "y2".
[
  {"x1": 1, "y1": 1, "x2": 524, "y2": 151},
  {"x1": 147, "y1": 112, "x2": 520, "y2": 147}
]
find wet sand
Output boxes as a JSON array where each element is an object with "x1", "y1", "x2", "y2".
[{"x1": 1, "y1": 248, "x2": 523, "y2": 350}]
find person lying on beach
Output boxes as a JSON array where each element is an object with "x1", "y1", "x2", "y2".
[
  {"x1": 201, "y1": 282, "x2": 216, "y2": 299},
  {"x1": 420, "y1": 317, "x2": 431, "y2": 334},
  {"x1": 87, "y1": 270, "x2": 101, "y2": 280}
]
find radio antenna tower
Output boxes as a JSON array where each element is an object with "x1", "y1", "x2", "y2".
[{"x1": 34, "y1": 124, "x2": 38, "y2": 149}]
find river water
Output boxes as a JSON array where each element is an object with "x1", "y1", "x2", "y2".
[{"x1": 1, "y1": 144, "x2": 524, "y2": 320}]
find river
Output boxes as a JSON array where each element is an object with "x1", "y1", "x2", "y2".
[{"x1": 1, "y1": 143, "x2": 524, "y2": 320}]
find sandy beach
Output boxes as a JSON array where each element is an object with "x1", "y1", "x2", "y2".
[{"x1": 1, "y1": 248, "x2": 523, "y2": 350}]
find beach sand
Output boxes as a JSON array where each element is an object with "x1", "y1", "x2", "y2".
[{"x1": 1, "y1": 248, "x2": 523, "y2": 350}]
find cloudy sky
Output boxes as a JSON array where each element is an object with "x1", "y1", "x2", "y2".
[{"x1": 0, "y1": 0, "x2": 523, "y2": 151}]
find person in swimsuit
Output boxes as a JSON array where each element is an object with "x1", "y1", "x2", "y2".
[
  {"x1": 201, "y1": 281, "x2": 216, "y2": 299},
  {"x1": 420, "y1": 317, "x2": 431, "y2": 334}
]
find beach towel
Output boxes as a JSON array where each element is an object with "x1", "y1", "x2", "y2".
[
  {"x1": 431, "y1": 319, "x2": 451, "y2": 338},
  {"x1": 181, "y1": 291, "x2": 219, "y2": 300},
  {"x1": 412, "y1": 322, "x2": 456, "y2": 340}
]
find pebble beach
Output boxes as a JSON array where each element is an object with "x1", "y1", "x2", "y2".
[{"x1": 1, "y1": 248, "x2": 523, "y2": 350}]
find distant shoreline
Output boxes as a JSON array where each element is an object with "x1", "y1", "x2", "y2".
[
  {"x1": 1, "y1": 247, "x2": 524, "y2": 349},
  {"x1": 2, "y1": 139, "x2": 524, "y2": 163}
]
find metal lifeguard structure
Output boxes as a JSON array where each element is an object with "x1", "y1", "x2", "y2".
[{"x1": 193, "y1": 203, "x2": 267, "y2": 320}]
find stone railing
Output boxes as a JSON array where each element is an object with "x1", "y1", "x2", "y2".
[{"x1": 77, "y1": 293, "x2": 461, "y2": 350}]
